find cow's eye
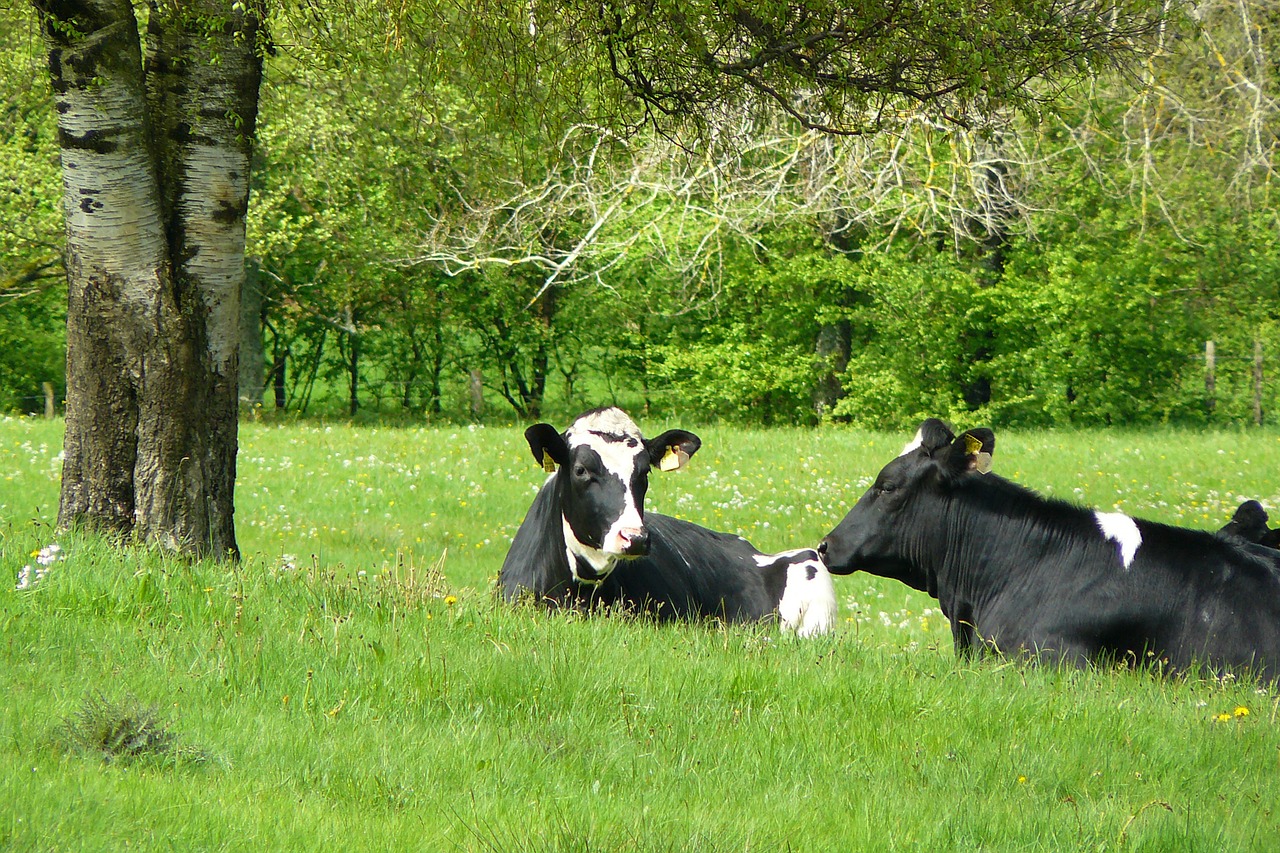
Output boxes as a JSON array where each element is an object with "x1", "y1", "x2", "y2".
[
  {"x1": 878, "y1": 482, "x2": 896, "y2": 494},
  {"x1": 573, "y1": 464, "x2": 589, "y2": 479}
]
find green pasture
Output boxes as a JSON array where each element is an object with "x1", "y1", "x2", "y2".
[{"x1": 2, "y1": 416, "x2": 1279, "y2": 850}]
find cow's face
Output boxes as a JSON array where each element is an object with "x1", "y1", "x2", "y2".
[
  {"x1": 525, "y1": 407, "x2": 701, "y2": 583},
  {"x1": 819, "y1": 418, "x2": 995, "y2": 576}
]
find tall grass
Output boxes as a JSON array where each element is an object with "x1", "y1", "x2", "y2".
[{"x1": 2, "y1": 416, "x2": 1279, "y2": 850}]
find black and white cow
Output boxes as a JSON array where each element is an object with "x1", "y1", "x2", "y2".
[
  {"x1": 1219, "y1": 500, "x2": 1280, "y2": 549},
  {"x1": 499, "y1": 407, "x2": 836, "y2": 636},
  {"x1": 818, "y1": 418, "x2": 1280, "y2": 680}
]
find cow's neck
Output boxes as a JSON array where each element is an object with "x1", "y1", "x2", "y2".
[
  {"x1": 562, "y1": 516, "x2": 619, "y2": 583},
  {"x1": 923, "y1": 485, "x2": 1027, "y2": 624}
]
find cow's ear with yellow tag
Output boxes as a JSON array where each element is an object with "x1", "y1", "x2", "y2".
[
  {"x1": 659, "y1": 445, "x2": 690, "y2": 472},
  {"x1": 525, "y1": 422, "x2": 569, "y2": 473},
  {"x1": 646, "y1": 428, "x2": 701, "y2": 473},
  {"x1": 955, "y1": 428, "x2": 996, "y2": 475}
]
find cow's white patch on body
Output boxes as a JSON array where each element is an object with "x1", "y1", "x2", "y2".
[
  {"x1": 899, "y1": 427, "x2": 926, "y2": 457},
  {"x1": 1095, "y1": 511, "x2": 1142, "y2": 569},
  {"x1": 762, "y1": 549, "x2": 837, "y2": 637}
]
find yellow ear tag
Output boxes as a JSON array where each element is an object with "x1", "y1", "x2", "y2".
[
  {"x1": 540, "y1": 452, "x2": 557, "y2": 473},
  {"x1": 963, "y1": 434, "x2": 992, "y2": 474},
  {"x1": 659, "y1": 446, "x2": 689, "y2": 472}
]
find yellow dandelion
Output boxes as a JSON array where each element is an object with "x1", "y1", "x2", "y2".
[
  {"x1": 445, "y1": 595, "x2": 458, "y2": 606},
  {"x1": 1214, "y1": 713, "x2": 1232, "y2": 723},
  {"x1": 1017, "y1": 776, "x2": 1027, "y2": 784},
  {"x1": 1234, "y1": 706, "x2": 1250, "y2": 718}
]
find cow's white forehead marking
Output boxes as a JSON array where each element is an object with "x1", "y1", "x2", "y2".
[
  {"x1": 899, "y1": 427, "x2": 925, "y2": 457},
  {"x1": 1095, "y1": 511, "x2": 1142, "y2": 569},
  {"x1": 566, "y1": 408, "x2": 646, "y2": 481}
]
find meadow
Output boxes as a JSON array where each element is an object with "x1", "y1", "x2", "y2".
[{"x1": 2, "y1": 415, "x2": 1279, "y2": 850}]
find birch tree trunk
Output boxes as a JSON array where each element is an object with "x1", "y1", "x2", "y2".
[{"x1": 32, "y1": 0, "x2": 262, "y2": 559}]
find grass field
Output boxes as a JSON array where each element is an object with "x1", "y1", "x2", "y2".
[{"x1": 3, "y1": 415, "x2": 1279, "y2": 850}]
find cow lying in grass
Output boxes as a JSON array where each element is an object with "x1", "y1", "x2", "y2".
[
  {"x1": 818, "y1": 418, "x2": 1280, "y2": 680},
  {"x1": 499, "y1": 407, "x2": 836, "y2": 636}
]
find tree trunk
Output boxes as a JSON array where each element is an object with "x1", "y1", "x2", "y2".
[
  {"x1": 348, "y1": 316, "x2": 361, "y2": 417},
  {"x1": 269, "y1": 325, "x2": 289, "y2": 410},
  {"x1": 812, "y1": 320, "x2": 851, "y2": 416},
  {"x1": 239, "y1": 260, "x2": 266, "y2": 408},
  {"x1": 33, "y1": 0, "x2": 262, "y2": 559}
]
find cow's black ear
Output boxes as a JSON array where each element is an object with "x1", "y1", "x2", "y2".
[
  {"x1": 945, "y1": 428, "x2": 996, "y2": 476},
  {"x1": 916, "y1": 418, "x2": 956, "y2": 455},
  {"x1": 1235, "y1": 500, "x2": 1269, "y2": 528},
  {"x1": 646, "y1": 429, "x2": 702, "y2": 472},
  {"x1": 525, "y1": 424, "x2": 570, "y2": 472}
]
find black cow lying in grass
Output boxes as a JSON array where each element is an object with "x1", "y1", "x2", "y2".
[
  {"x1": 818, "y1": 418, "x2": 1280, "y2": 680},
  {"x1": 1218, "y1": 500, "x2": 1280, "y2": 549},
  {"x1": 499, "y1": 407, "x2": 836, "y2": 636}
]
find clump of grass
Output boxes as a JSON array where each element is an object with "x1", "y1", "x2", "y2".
[{"x1": 58, "y1": 693, "x2": 206, "y2": 766}]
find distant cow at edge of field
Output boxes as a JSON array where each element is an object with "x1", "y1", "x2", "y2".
[
  {"x1": 498, "y1": 407, "x2": 837, "y2": 636},
  {"x1": 817, "y1": 418, "x2": 1280, "y2": 680},
  {"x1": 1219, "y1": 500, "x2": 1280, "y2": 549}
]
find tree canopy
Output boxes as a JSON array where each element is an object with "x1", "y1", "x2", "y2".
[{"x1": 10, "y1": 0, "x2": 1279, "y2": 445}]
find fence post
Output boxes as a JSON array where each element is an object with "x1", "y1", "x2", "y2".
[
  {"x1": 1254, "y1": 339, "x2": 1264, "y2": 426},
  {"x1": 42, "y1": 382, "x2": 55, "y2": 419},
  {"x1": 1205, "y1": 340, "x2": 1216, "y2": 416}
]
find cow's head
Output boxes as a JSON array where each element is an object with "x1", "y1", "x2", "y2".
[
  {"x1": 525, "y1": 407, "x2": 701, "y2": 583},
  {"x1": 818, "y1": 418, "x2": 995, "y2": 576}
]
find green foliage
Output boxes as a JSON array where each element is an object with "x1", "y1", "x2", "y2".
[
  {"x1": 10, "y1": 1, "x2": 1280, "y2": 429},
  {"x1": 830, "y1": 246, "x2": 990, "y2": 429},
  {"x1": 0, "y1": 7, "x2": 64, "y2": 412},
  {"x1": 986, "y1": 226, "x2": 1205, "y2": 426},
  {"x1": 647, "y1": 237, "x2": 858, "y2": 423},
  {"x1": 654, "y1": 330, "x2": 818, "y2": 424}
]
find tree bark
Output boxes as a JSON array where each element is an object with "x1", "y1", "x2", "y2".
[
  {"x1": 239, "y1": 260, "x2": 266, "y2": 407},
  {"x1": 347, "y1": 307, "x2": 361, "y2": 416},
  {"x1": 33, "y1": 0, "x2": 262, "y2": 559}
]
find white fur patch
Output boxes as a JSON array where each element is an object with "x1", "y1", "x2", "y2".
[
  {"x1": 899, "y1": 427, "x2": 925, "y2": 457},
  {"x1": 764, "y1": 550, "x2": 837, "y2": 637},
  {"x1": 563, "y1": 516, "x2": 618, "y2": 580},
  {"x1": 1095, "y1": 511, "x2": 1142, "y2": 569}
]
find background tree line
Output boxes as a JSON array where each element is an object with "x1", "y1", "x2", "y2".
[{"x1": 4, "y1": 1, "x2": 1274, "y2": 431}]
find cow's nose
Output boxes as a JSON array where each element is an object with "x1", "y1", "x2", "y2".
[
  {"x1": 817, "y1": 539, "x2": 829, "y2": 558},
  {"x1": 619, "y1": 527, "x2": 650, "y2": 556}
]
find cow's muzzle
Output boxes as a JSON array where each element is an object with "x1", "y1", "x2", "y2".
[
  {"x1": 617, "y1": 527, "x2": 650, "y2": 557},
  {"x1": 816, "y1": 537, "x2": 855, "y2": 575}
]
